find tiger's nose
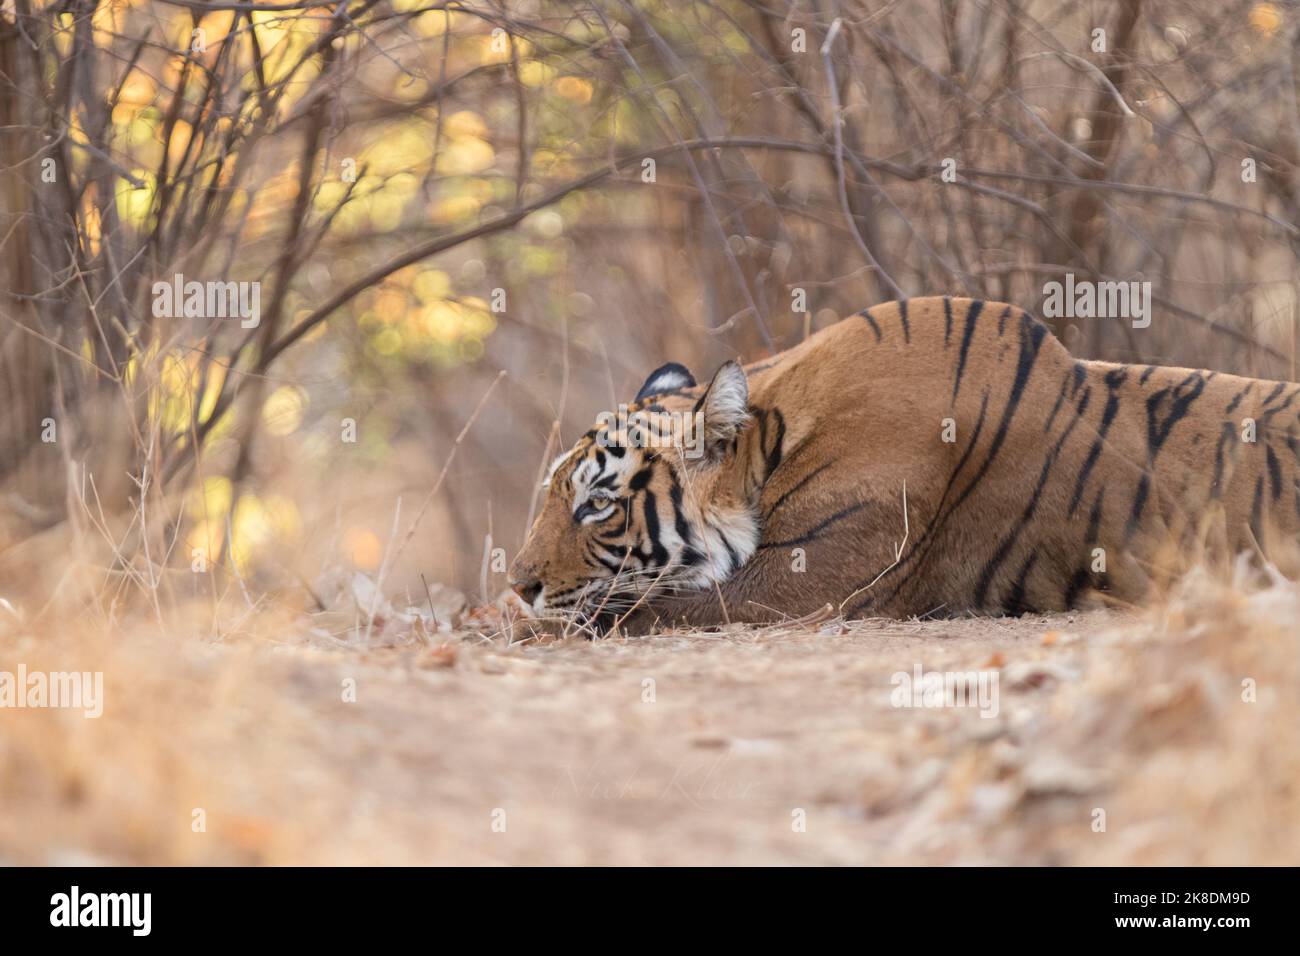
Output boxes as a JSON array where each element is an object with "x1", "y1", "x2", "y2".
[{"x1": 511, "y1": 578, "x2": 542, "y2": 604}]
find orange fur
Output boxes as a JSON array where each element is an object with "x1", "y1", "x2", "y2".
[{"x1": 511, "y1": 297, "x2": 1300, "y2": 631}]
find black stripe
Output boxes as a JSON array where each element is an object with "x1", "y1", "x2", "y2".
[
  {"x1": 996, "y1": 304, "x2": 1012, "y2": 336},
  {"x1": 1071, "y1": 362, "x2": 1087, "y2": 396},
  {"x1": 1250, "y1": 474, "x2": 1266, "y2": 547},
  {"x1": 763, "y1": 407, "x2": 786, "y2": 478},
  {"x1": 1259, "y1": 388, "x2": 1297, "y2": 430},
  {"x1": 1063, "y1": 567, "x2": 1092, "y2": 609},
  {"x1": 1266, "y1": 445, "x2": 1282, "y2": 500},
  {"x1": 641, "y1": 489, "x2": 668, "y2": 566},
  {"x1": 1114, "y1": 369, "x2": 1206, "y2": 538},
  {"x1": 1225, "y1": 384, "x2": 1251, "y2": 414},
  {"x1": 1003, "y1": 552, "x2": 1039, "y2": 616},
  {"x1": 1126, "y1": 474, "x2": 1150, "y2": 539},
  {"x1": 974, "y1": 374, "x2": 1087, "y2": 608},
  {"x1": 951, "y1": 300, "x2": 985, "y2": 402},
  {"x1": 590, "y1": 548, "x2": 626, "y2": 574},
  {"x1": 974, "y1": 455, "x2": 1051, "y2": 608},
  {"x1": 1044, "y1": 372, "x2": 1072, "y2": 434},
  {"x1": 898, "y1": 299, "x2": 910, "y2": 343},
  {"x1": 861, "y1": 310, "x2": 882, "y2": 342},
  {"x1": 1068, "y1": 370, "x2": 1125, "y2": 518},
  {"x1": 763, "y1": 461, "x2": 832, "y2": 521},
  {"x1": 759, "y1": 500, "x2": 870, "y2": 549},
  {"x1": 1211, "y1": 421, "x2": 1235, "y2": 499},
  {"x1": 1085, "y1": 487, "x2": 1106, "y2": 544},
  {"x1": 943, "y1": 296, "x2": 953, "y2": 346},
  {"x1": 1145, "y1": 371, "x2": 1205, "y2": 457},
  {"x1": 1262, "y1": 382, "x2": 1286, "y2": 405},
  {"x1": 595, "y1": 535, "x2": 630, "y2": 565},
  {"x1": 668, "y1": 471, "x2": 695, "y2": 549},
  {"x1": 717, "y1": 532, "x2": 740, "y2": 573}
]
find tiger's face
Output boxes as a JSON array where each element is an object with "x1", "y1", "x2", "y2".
[{"x1": 508, "y1": 360, "x2": 758, "y2": 623}]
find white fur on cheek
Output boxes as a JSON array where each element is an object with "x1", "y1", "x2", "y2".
[{"x1": 683, "y1": 502, "x2": 759, "y2": 589}]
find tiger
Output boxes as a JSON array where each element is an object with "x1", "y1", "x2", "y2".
[{"x1": 508, "y1": 296, "x2": 1300, "y2": 633}]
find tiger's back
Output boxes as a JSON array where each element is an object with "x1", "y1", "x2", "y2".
[{"x1": 639, "y1": 296, "x2": 1300, "y2": 624}]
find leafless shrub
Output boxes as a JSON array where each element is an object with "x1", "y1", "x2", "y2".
[{"x1": 1, "y1": 0, "x2": 1296, "y2": 601}]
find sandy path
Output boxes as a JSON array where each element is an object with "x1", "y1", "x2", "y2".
[
  {"x1": 6, "y1": 591, "x2": 1295, "y2": 866},
  {"x1": 259, "y1": 611, "x2": 1114, "y2": 865}
]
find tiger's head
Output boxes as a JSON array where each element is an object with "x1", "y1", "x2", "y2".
[{"x1": 508, "y1": 359, "x2": 759, "y2": 624}]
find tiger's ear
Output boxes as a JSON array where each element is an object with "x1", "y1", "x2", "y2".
[
  {"x1": 635, "y1": 362, "x2": 696, "y2": 402},
  {"x1": 696, "y1": 360, "x2": 749, "y2": 452}
]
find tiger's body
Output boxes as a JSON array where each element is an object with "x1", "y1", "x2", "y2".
[{"x1": 510, "y1": 297, "x2": 1300, "y2": 631}]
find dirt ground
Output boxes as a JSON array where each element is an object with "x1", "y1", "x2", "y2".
[{"x1": 4, "y1": 564, "x2": 1297, "y2": 865}]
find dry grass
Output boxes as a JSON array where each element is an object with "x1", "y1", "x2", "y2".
[{"x1": 2, "y1": 555, "x2": 1296, "y2": 866}]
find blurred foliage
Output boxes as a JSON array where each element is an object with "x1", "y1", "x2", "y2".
[{"x1": 4, "y1": 0, "x2": 1300, "y2": 599}]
